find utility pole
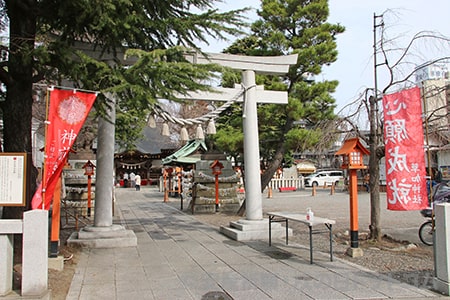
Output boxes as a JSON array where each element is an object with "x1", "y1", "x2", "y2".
[{"x1": 369, "y1": 13, "x2": 384, "y2": 241}]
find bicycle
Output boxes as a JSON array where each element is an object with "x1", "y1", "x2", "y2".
[
  {"x1": 418, "y1": 218, "x2": 433, "y2": 246},
  {"x1": 418, "y1": 182, "x2": 450, "y2": 246}
]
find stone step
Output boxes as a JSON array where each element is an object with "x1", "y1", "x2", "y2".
[
  {"x1": 220, "y1": 219, "x2": 292, "y2": 241},
  {"x1": 192, "y1": 203, "x2": 240, "y2": 214},
  {"x1": 67, "y1": 225, "x2": 137, "y2": 248}
]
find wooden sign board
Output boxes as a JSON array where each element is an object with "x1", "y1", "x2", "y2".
[{"x1": 0, "y1": 153, "x2": 27, "y2": 206}]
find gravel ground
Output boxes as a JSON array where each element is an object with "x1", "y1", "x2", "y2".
[{"x1": 292, "y1": 225, "x2": 435, "y2": 290}]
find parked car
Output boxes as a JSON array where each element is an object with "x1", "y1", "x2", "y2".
[{"x1": 304, "y1": 170, "x2": 344, "y2": 187}]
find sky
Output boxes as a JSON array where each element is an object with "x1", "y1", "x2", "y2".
[{"x1": 203, "y1": 0, "x2": 450, "y2": 113}]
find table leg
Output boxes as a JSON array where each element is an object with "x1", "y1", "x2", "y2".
[
  {"x1": 269, "y1": 216, "x2": 272, "y2": 246},
  {"x1": 286, "y1": 219, "x2": 288, "y2": 245},
  {"x1": 309, "y1": 225, "x2": 313, "y2": 264},
  {"x1": 329, "y1": 224, "x2": 333, "y2": 261}
]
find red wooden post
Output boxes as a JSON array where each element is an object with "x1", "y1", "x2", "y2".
[
  {"x1": 215, "y1": 173, "x2": 219, "y2": 210},
  {"x1": 335, "y1": 138, "x2": 370, "y2": 256},
  {"x1": 163, "y1": 170, "x2": 168, "y2": 202},
  {"x1": 87, "y1": 175, "x2": 92, "y2": 216},
  {"x1": 50, "y1": 177, "x2": 61, "y2": 257},
  {"x1": 177, "y1": 167, "x2": 182, "y2": 196},
  {"x1": 163, "y1": 167, "x2": 174, "y2": 202},
  {"x1": 210, "y1": 160, "x2": 224, "y2": 212},
  {"x1": 349, "y1": 168, "x2": 359, "y2": 248},
  {"x1": 82, "y1": 160, "x2": 96, "y2": 217}
]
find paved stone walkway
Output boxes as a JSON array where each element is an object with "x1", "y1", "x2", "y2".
[{"x1": 66, "y1": 187, "x2": 443, "y2": 299}]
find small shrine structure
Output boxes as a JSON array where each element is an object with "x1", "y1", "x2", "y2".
[
  {"x1": 191, "y1": 152, "x2": 240, "y2": 214},
  {"x1": 114, "y1": 150, "x2": 166, "y2": 186},
  {"x1": 162, "y1": 139, "x2": 241, "y2": 213}
]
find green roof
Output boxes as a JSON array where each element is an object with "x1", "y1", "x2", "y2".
[{"x1": 162, "y1": 139, "x2": 207, "y2": 165}]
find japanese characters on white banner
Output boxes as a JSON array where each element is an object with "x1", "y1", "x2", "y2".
[{"x1": 382, "y1": 87, "x2": 427, "y2": 210}]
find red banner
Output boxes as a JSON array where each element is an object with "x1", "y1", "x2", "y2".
[
  {"x1": 383, "y1": 87, "x2": 427, "y2": 210},
  {"x1": 32, "y1": 88, "x2": 97, "y2": 210}
]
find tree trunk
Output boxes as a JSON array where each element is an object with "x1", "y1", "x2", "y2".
[
  {"x1": 369, "y1": 156, "x2": 381, "y2": 240},
  {"x1": 368, "y1": 96, "x2": 382, "y2": 241},
  {"x1": 260, "y1": 117, "x2": 294, "y2": 192},
  {"x1": 261, "y1": 142, "x2": 286, "y2": 192},
  {"x1": 1, "y1": 0, "x2": 38, "y2": 219}
]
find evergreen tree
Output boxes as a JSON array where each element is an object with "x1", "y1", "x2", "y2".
[
  {"x1": 217, "y1": 0, "x2": 344, "y2": 189},
  {"x1": 0, "y1": 0, "x2": 247, "y2": 217}
]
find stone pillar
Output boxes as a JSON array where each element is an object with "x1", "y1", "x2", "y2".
[
  {"x1": 0, "y1": 235, "x2": 13, "y2": 296},
  {"x1": 94, "y1": 95, "x2": 115, "y2": 227},
  {"x1": 0, "y1": 220, "x2": 21, "y2": 296},
  {"x1": 242, "y1": 70, "x2": 263, "y2": 221},
  {"x1": 434, "y1": 203, "x2": 450, "y2": 295},
  {"x1": 22, "y1": 210, "x2": 48, "y2": 297},
  {"x1": 68, "y1": 94, "x2": 137, "y2": 248}
]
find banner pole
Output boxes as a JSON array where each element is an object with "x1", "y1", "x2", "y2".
[
  {"x1": 422, "y1": 87, "x2": 433, "y2": 202},
  {"x1": 50, "y1": 177, "x2": 61, "y2": 257},
  {"x1": 41, "y1": 87, "x2": 52, "y2": 209}
]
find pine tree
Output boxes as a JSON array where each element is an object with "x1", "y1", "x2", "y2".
[{"x1": 217, "y1": 0, "x2": 344, "y2": 189}]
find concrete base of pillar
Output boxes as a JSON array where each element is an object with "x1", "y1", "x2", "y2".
[
  {"x1": 0, "y1": 290, "x2": 51, "y2": 300},
  {"x1": 220, "y1": 219, "x2": 292, "y2": 241},
  {"x1": 346, "y1": 247, "x2": 364, "y2": 257},
  {"x1": 67, "y1": 225, "x2": 137, "y2": 248},
  {"x1": 434, "y1": 203, "x2": 450, "y2": 296},
  {"x1": 434, "y1": 277, "x2": 450, "y2": 296},
  {"x1": 48, "y1": 256, "x2": 64, "y2": 271}
]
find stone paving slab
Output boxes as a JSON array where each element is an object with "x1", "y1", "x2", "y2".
[{"x1": 66, "y1": 187, "x2": 445, "y2": 299}]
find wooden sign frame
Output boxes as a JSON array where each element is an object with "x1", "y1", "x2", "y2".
[{"x1": 0, "y1": 152, "x2": 27, "y2": 206}]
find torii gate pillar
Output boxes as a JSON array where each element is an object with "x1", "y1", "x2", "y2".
[
  {"x1": 241, "y1": 70, "x2": 262, "y2": 220},
  {"x1": 185, "y1": 52, "x2": 298, "y2": 240}
]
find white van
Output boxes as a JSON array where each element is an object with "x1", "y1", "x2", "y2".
[{"x1": 304, "y1": 170, "x2": 344, "y2": 187}]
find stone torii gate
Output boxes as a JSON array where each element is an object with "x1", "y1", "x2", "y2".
[
  {"x1": 183, "y1": 52, "x2": 298, "y2": 240},
  {"x1": 68, "y1": 46, "x2": 296, "y2": 246}
]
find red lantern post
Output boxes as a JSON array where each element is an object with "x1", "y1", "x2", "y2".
[
  {"x1": 82, "y1": 160, "x2": 96, "y2": 217},
  {"x1": 335, "y1": 138, "x2": 370, "y2": 257},
  {"x1": 210, "y1": 160, "x2": 224, "y2": 212},
  {"x1": 164, "y1": 167, "x2": 173, "y2": 202}
]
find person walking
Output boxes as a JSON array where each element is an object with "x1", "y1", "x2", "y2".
[
  {"x1": 135, "y1": 174, "x2": 141, "y2": 191},
  {"x1": 123, "y1": 172, "x2": 129, "y2": 188},
  {"x1": 363, "y1": 172, "x2": 370, "y2": 193},
  {"x1": 130, "y1": 172, "x2": 136, "y2": 188},
  {"x1": 434, "y1": 167, "x2": 443, "y2": 183}
]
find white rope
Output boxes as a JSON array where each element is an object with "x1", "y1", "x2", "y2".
[
  {"x1": 196, "y1": 183, "x2": 238, "y2": 193},
  {"x1": 151, "y1": 84, "x2": 253, "y2": 126},
  {"x1": 197, "y1": 171, "x2": 240, "y2": 182}
]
